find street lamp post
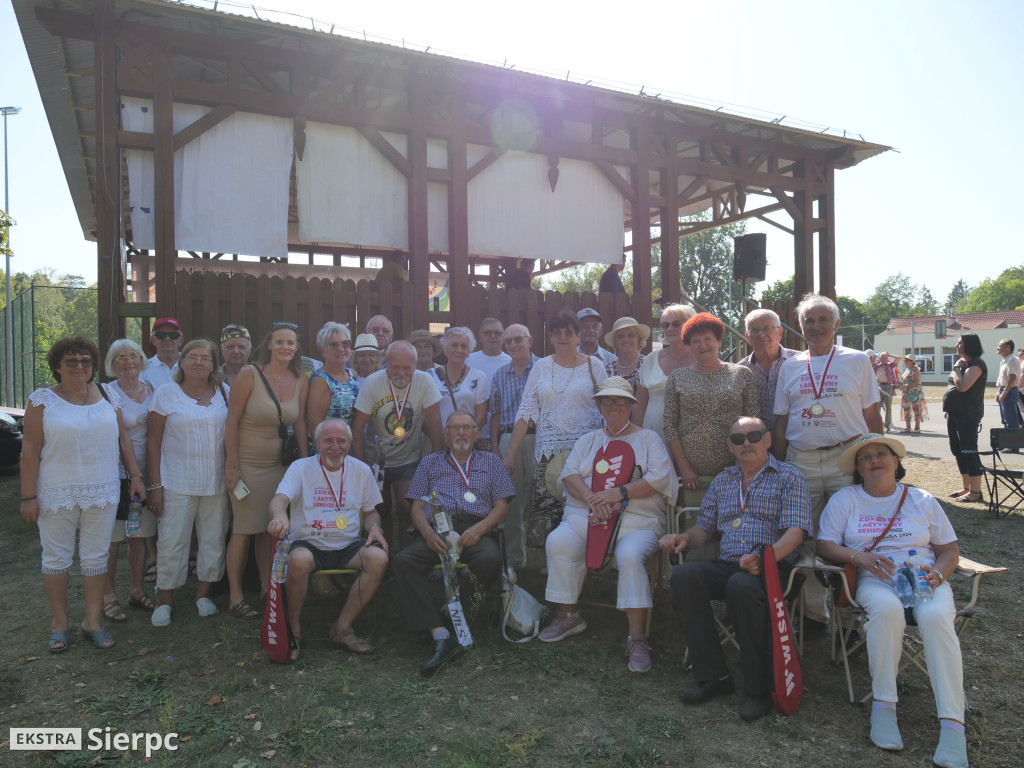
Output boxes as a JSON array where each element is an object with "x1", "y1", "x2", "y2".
[{"x1": 2, "y1": 106, "x2": 21, "y2": 407}]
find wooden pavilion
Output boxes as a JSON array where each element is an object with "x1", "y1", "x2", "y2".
[{"x1": 14, "y1": 0, "x2": 890, "y2": 348}]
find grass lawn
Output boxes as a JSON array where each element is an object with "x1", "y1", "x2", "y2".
[{"x1": 1, "y1": 450, "x2": 1022, "y2": 768}]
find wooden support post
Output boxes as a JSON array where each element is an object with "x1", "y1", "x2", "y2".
[
  {"x1": 631, "y1": 128, "x2": 653, "y2": 329},
  {"x1": 93, "y1": 0, "x2": 121, "y2": 350},
  {"x1": 660, "y1": 130, "x2": 681, "y2": 317},
  {"x1": 153, "y1": 47, "x2": 177, "y2": 322},
  {"x1": 792, "y1": 160, "x2": 815, "y2": 301},
  {"x1": 448, "y1": 86, "x2": 470, "y2": 329},
  {"x1": 407, "y1": 73, "x2": 430, "y2": 332},
  {"x1": 817, "y1": 165, "x2": 837, "y2": 300}
]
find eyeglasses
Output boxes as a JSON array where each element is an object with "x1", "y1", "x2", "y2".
[
  {"x1": 747, "y1": 326, "x2": 780, "y2": 336},
  {"x1": 326, "y1": 340, "x2": 351, "y2": 351},
  {"x1": 445, "y1": 424, "x2": 478, "y2": 433},
  {"x1": 503, "y1": 336, "x2": 528, "y2": 346},
  {"x1": 856, "y1": 448, "x2": 893, "y2": 464},
  {"x1": 480, "y1": 330, "x2": 503, "y2": 336},
  {"x1": 114, "y1": 355, "x2": 141, "y2": 363},
  {"x1": 660, "y1": 319, "x2": 684, "y2": 329},
  {"x1": 61, "y1": 357, "x2": 93, "y2": 368},
  {"x1": 153, "y1": 331, "x2": 182, "y2": 340},
  {"x1": 728, "y1": 430, "x2": 764, "y2": 445},
  {"x1": 598, "y1": 397, "x2": 632, "y2": 407},
  {"x1": 183, "y1": 354, "x2": 214, "y2": 365},
  {"x1": 271, "y1": 322, "x2": 298, "y2": 331},
  {"x1": 550, "y1": 328, "x2": 577, "y2": 338}
]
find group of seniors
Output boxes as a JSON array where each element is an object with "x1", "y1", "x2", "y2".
[{"x1": 18, "y1": 297, "x2": 973, "y2": 768}]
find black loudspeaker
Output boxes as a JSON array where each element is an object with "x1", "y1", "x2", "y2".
[{"x1": 733, "y1": 233, "x2": 767, "y2": 282}]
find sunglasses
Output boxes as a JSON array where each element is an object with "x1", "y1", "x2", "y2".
[
  {"x1": 660, "y1": 319, "x2": 684, "y2": 329},
  {"x1": 271, "y1": 322, "x2": 299, "y2": 331},
  {"x1": 326, "y1": 340, "x2": 351, "y2": 351},
  {"x1": 153, "y1": 331, "x2": 182, "y2": 340},
  {"x1": 503, "y1": 336, "x2": 528, "y2": 346},
  {"x1": 729, "y1": 430, "x2": 765, "y2": 446},
  {"x1": 598, "y1": 397, "x2": 632, "y2": 407},
  {"x1": 61, "y1": 357, "x2": 93, "y2": 368}
]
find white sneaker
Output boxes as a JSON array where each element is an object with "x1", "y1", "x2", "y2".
[
  {"x1": 195, "y1": 597, "x2": 218, "y2": 617},
  {"x1": 151, "y1": 604, "x2": 172, "y2": 627}
]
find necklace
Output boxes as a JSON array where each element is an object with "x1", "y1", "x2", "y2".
[
  {"x1": 181, "y1": 384, "x2": 209, "y2": 403},
  {"x1": 551, "y1": 354, "x2": 582, "y2": 394},
  {"x1": 120, "y1": 379, "x2": 148, "y2": 403},
  {"x1": 59, "y1": 383, "x2": 89, "y2": 405},
  {"x1": 616, "y1": 351, "x2": 642, "y2": 372},
  {"x1": 442, "y1": 364, "x2": 468, "y2": 392}
]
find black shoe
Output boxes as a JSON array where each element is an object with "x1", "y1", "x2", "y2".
[
  {"x1": 739, "y1": 694, "x2": 773, "y2": 722},
  {"x1": 420, "y1": 636, "x2": 463, "y2": 677},
  {"x1": 678, "y1": 674, "x2": 735, "y2": 704}
]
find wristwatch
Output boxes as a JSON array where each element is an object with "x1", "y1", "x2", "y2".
[{"x1": 619, "y1": 486, "x2": 629, "y2": 500}]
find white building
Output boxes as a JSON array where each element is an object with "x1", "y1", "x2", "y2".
[{"x1": 873, "y1": 310, "x2": 1024, "y2": 385}]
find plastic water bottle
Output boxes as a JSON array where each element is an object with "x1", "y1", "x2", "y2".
[
  {"x1": 892, "y1": 557, "x2": 917, "y2": 608},
  {"x1": 271, "y1": 536, "x2": 291, "y2": 583},
  {"x1": 906, "y1": 549, "x2": 934, "y2": 601},
  {"x1": 125, "y1": 496, "x2": 142, "y2": 538}
]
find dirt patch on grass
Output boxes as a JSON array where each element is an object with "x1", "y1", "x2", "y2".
[{"x1": 1, "y1": 456, "x2": 1022, "y2": 768}]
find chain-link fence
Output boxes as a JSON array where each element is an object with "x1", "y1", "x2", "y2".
[{"x1": 0, "y1": 285, "x2": 98, "y2": 407}]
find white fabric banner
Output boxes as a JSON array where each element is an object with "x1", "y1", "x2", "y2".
[{"x1": 121, "y1": 97, "x2": 292, "y2": 258}]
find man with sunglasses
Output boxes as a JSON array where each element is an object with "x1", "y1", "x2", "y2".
[
  {"x1": 661, "y1": 416, "x2": 811, "y2": 722},
  {"x1": 141, "y1": 317, "x2": 184, "y2": 389},
  {"x1": 488, "y1": 324, "x2": 538, "y2": 569},
  {"x1": 739, "y1": 309, "x2": 796, "y2": 433}
]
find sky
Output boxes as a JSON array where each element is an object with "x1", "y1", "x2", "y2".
[{"x1": 2, "y1": 0, "x2": 1023, "y2": 304}]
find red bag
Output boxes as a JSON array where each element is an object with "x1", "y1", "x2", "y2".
[
  {"x1": 585, "y1": 440, "x2": 636, "y2": 570},
  {"x1": 762, "y1": 545, "x2": 802, "y2": 715},
  {"x1": 261, "y1": 539, "x2": 296, "y2": 664}
]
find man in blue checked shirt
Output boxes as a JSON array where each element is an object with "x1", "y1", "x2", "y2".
[
  {"x1": 660, "y1": 416, "x2": 812, "y2": 722},
  {"x1": 392, "y1": 409, "x2": 515, "y2": 676}
]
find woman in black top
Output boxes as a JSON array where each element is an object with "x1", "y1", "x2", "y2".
[{"x1": 942, "y1": 334, "x2": 987, "y2": 502}]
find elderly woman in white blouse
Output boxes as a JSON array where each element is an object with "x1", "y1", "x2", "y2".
[
  {"x1": 146, "y1": 339, "x2": 230, "y2": 627},
  {"x1": 636, "y1": 303, "x2": 696, "y2": 440},
  {"x1": 429, "y1": 326, "x2": 489, "y2": 431},
  {"x1": 539, "y1": 377, "x2": 678, "y2": 674}
]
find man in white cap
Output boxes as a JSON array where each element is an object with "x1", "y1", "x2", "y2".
[
  {"x1": 351, "y1": 333, "x2": 382, "y2": 383},
  {"x1": 577, "y1": 308, "x2": 616, "y2": 367}
]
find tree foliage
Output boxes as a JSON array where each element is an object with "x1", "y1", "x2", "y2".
[
  {"x1": 946, "y1": 279, "x2": 972, "y2": 313},
  {"x1": 760, "y1": 276, "x2": 794, "y2": 307},
  {"x1": 964, "y1": 266, "x2": 1024, "y2": 312}
]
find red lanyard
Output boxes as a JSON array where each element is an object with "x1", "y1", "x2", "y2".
[
  {"x1": 805, "y1": 346, "x2": 837, "y2": 401},
  {"x1": 318, "y1": 456, "x2": 345, "y2": 510},
  {"x1": 387, "y1": 377, "x2": 412, "y2": 425}
]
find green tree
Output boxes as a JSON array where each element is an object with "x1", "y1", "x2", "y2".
[
  {"x1": 946, "y1": 279, "x2": 972, "y2": 313},
  {"x1": 760, "y1": 276, "x2": 794, "y2": 307},
  {"x1": 835, "y1": 296, "x2": 873, "y2": 349},
  {"x1": 862, "y1": 273, "x2": 918, "y2": 331},
  {"x1": 548, "y1": 263, "x2": 605, "y2": 294},
  {"x1": 964, "y1": 267, "x2": 1024, "y2": 312},
  {"x1": 912, "y1": 286, "x2": 940, "y2": 316}
]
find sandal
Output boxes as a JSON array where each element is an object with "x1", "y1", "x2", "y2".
[
  {"x1": 143, "y1": 563, "x2": 157, "y2": 583},
  {"x1": 289, "y1": 638, "x2": 301, "y2": 662},
  {"x1": 129, "y1": 593, "x2": 156, "y2": 611},
  {"x1": 80, "y1": 626, "x2": 115, "y2": 650},
  {"x1": 948, "y1": 490, "x2": 968, "y2": 499},
  {"x1": 329, "y1": 627, "x2": 374, "y2": 654},
  {"x1": 229, "y1": 601, "x2": 262, "y2": 620},
  {"x1": 956, "y1": 491, "x2": 984, "y2": 503},
  {"x1": 103, "y1": 599, "x2": 128, "y2": 623},
  {"x1": 48, "y1": 630, "x2": 69, "y2": 654}
]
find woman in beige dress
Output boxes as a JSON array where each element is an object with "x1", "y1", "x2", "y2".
[
  {"x1": 224, "y1": 324, "x2": 309, "y2": 619},
  {"x1": 636, "y1": 303, "x2": 696, "y2": 440}
]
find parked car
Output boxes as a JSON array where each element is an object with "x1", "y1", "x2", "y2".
[{"x1": 0, "y1": 409, "x2": 23, "y2": 467}]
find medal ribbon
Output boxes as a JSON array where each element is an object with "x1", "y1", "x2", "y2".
[
  {"x1": 447, "y1": 450, "x2": 474, "y2": 494},
  {"x1": 387, "y1": 376, "x2": 412, "y2": 430},
  {"x1": 736, "y1": 464, "x2": 767, "y2": 515},
  {"x1": 805, "y1": 345, "x2": 837, "y2": 402},
  {"x1": 318, "y1": 456, "x2": 346, "y2": 511},
  {"x1": 599, "y1": 419, "x2": 631, "y2": 460}
]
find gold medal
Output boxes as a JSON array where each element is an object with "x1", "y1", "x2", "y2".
[
  {"x1": 335, "y1": 513, "x2": 349, "y2": 531},
  {"x1": 595, "y1": 459, "x2": 610, "y2": 473},
  {"x1": 810, "y1": 402, "x2": 825, "y2": 417},
  {"x1": 393, "y1": 426, "x2": 406, "y2": 438}
]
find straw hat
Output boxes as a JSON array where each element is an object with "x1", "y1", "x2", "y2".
[
  {"x1": 592, "y1": 376, "x2": 638, "y2": 403},
  {"x1": 604, "y1": 317, "x2": 652, "y2": 349},
  {"x1": 406, "y1": 329, "x2": 441, "y2": 356},
  {"x1": 353, "y1": 333, "x2": 379, "y2": 353},
  {"x1": 837, "y1": 433, "x2": 907, "y2": 476},
  {"x1": 544, "y1": 451, "x2": 571, "y2": 502}
]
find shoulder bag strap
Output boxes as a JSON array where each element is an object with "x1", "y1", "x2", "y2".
[
  {"x1": 863, "y1": 484, "x2": 910, "y2": 554},
  {"x1": 587, "y1": 355, "x2": 599, "y2": 393},
  {"x1": 253, "y1": 365, "x2": 287, "y2": 438},
  {"x1": 97, "y1": 383, "x2": 130, "y2": 478},
  {"x1": 438, "y1": 367, "x2": 459, "y2": 412}
]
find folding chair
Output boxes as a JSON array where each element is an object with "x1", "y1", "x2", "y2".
[
  {"x1": 972, "y1": 428, "x2": 1024, "y2": 519},
  {"x1": 820, "y1": 554, "x2": 1008, "y2": 704}
]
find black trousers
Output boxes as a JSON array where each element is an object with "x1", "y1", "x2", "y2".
[
  {"x1": 671, "y1": 559, "x2": 789, "y2": 698},
  {"x1": 946, "y1": 411, "x2": 983, "y2": 477},
  {"x1": 392, "y1": 523, "x2": 502, "y2": 633}
]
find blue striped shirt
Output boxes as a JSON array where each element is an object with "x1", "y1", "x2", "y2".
[
  {"x1": 407, "y1": 450, "x2": 516, "y2": 519},
  {"x1": 488, "y1": 354, "x2": 539, "y2": 430},
  {"x1": 697, "y1": 454, "x2": 812, "y2": 563}
]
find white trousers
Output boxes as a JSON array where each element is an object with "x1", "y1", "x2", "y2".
[
  {"x1": 545, "y1": 514, "x2": 657, "y2": 609},
  {"x1": 499, "y1": 431, "x2": 536, "y2": 569},
  {"x1": 857, "y1": 576, "x2": 965, "y2": 719},
  {"x1": 38, "y1": 503, "x2": 117, "y2": 576},
  {"x1": 156, "y1": 489, "x2": 229, "y2": 590}
]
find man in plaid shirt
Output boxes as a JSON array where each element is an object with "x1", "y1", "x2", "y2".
[{"x1": 661, "y1": 416, "x2": 811, "y2": 722}]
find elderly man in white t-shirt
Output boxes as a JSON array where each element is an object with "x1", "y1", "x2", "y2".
[
  {"x1": 467, "y1": 317, "x2": 511, "y2": 451},
  {"x1": 268, "y1": 419, "x2": 388, "y2": 660},
  {"x1": 773, "y1": 294, "x2": 884, "y2": 526}
]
